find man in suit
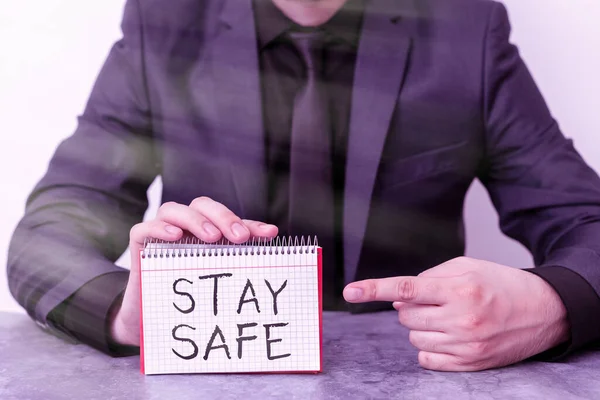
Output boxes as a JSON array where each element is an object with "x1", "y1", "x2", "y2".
[{"x1": 8, "y1": 0, "x2": 600, "y2": 371}]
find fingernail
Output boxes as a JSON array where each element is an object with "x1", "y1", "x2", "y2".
[
  {"x1": 344, "y1": 287, "x2": 363, "y2": 301},
  {"x1": 165, "y1": 225, "x2": 181, "y2": 234},
  {"x1": 203, "y1": 222, "x2": 219, "y2": 236},
  {"x1": 231, "y1": 222, "x2": 248, "y2": 238}
]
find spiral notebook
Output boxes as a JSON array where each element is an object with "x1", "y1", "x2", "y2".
[{"x1": 139, "y1": 236, "x2": 323, "y2": 375}]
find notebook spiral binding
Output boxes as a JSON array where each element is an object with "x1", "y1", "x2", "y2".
[{"x1": 142, "y1": 235, "x2": 319, "y2": 259}]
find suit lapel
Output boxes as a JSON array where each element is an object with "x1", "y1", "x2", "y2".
[
  {"x1": 344, "y1": 0, "x2": 412, "y2": 283},
  {"x1": 209, "y1": 0, "x2": 267, "y2": 220},
  {"x1": 202, "y1": 0, "x2": 411, "y2": 271}
]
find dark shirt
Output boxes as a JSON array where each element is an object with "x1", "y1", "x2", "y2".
[{"x1": 254, "y1": 0, "x2": 365, "y2": 309}]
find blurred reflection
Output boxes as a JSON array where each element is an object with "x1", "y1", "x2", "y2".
[{"x1": 7, "y1": 0, "x2": 600, "y2": 372}]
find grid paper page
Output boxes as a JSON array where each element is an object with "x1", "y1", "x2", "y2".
[{"x1": 140, "y1": 245, "x2": 321, "y2": 375}]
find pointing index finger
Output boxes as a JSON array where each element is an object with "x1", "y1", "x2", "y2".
[{"x1": 343, "y1": 276, "x2": 447, "y2": 305}]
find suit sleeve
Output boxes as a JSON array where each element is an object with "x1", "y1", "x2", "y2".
[
  {"x1": 7, "y1": 0, "x2": 157, "y2": 355},
  {"x1": 479, "y1": 3, "x2": 600, "y2": 359}
]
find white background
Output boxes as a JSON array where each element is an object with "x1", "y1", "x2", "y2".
[{"x1": 1, "y1": 0, "x2": 599, "y2": 313}]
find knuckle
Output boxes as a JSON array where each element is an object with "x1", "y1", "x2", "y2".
[
  {"x1": 422, "y1": 314, "x2": 432, "y2": 331},
  {"x1": 190, "y1": 196, "x2": 212, "y2": 208},
  {"x1": 418, "y1": 352, "x2": 440, "y2": 370},
  {"x1": 466, "y1": 341, "x2": 489, "y2": 358},
  {"x1": 418, "y1": 351, "x2": 431, "y2": 367},
  {"x1": 402, "y1": 307, "x2": 431, "y2": 331},
  {"x1": 462, "y1": 270, "x2": 479, "y2": 281},
  {"x1": 150, "y1": 219, "x2": 168, "y2": 231},
  {"x1": 396, "y1": 279, "x2": 417, "y2": 300},
  {"x1": 410, "y1": 332, "x2": 437, "y2": 353},
  {"x1": 453, "y1": 256, "x2": 476, "y2": 266},
  {"x1": 129, "y1": 223, "x2": 145, "y2": 238},
  {"x1": 408, "y1": 331, "x2": 418, "y2": 346},
  {"x1": 461, "y1": 313, "x2": 484, "y2": 330},
  {"x1": 215, "y1": 206, "x2": 236, "y2": 222},
  {"x1": 197, "y1": 198, "x2": 236, "y2": 222},
  {"x1": 457, "y1": 277, "x2": 484, "y2": 302},
  {"x1": 427, "y1": 341, "x2": 439, "y2": 353},
  {"x1": 157, "y1": 201, "x2": 178, "y2": 217},
  {"x1": 365, "y1": 280, "x2": 378, "y2": 301},
  {"x1": 461, "y1": 285, "x2": 483, "y2": 302}
]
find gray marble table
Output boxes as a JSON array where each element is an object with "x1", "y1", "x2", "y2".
[{"x1": 1, "y1": 311, "x2": 599, "y2": 400}]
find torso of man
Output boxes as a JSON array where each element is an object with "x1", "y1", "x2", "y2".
[{"x1": 129, "y1": 0, "x2": 493, "y2": 312}]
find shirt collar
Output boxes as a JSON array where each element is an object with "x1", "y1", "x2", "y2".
[{"x1": 253, "y1": 0, "x2": 365, "y2": 49}]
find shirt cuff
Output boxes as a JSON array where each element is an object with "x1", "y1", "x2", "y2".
[
  {"x1": 48, "y1": 271, "x2": 139, "y2": 357},
  {"x1": 525, "y1": 266, "x2": 600, "y2": 361}
]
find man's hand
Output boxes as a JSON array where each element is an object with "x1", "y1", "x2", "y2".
[
  {"x1": 343, "y1": 257, "x2": 570, "y2": 371},
  {"x1": 109, "y1": 197, "x2": 278, "y2": 347}
]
